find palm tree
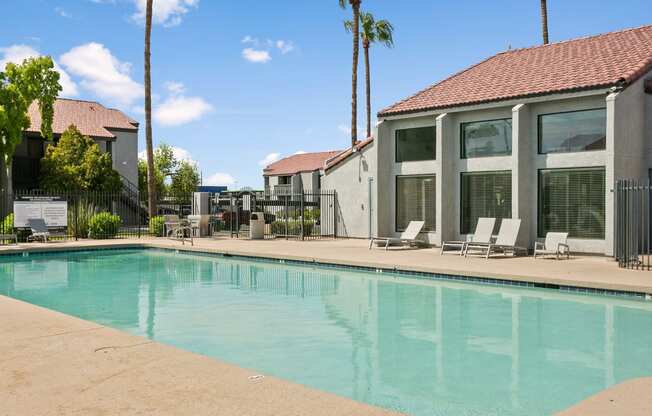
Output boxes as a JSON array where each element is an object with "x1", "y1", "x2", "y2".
[
  {"x1": 339, "y1": 0, "x2": 361, "y2": 147},
  {"x1": 144, "y1": 0, "x2": 156, "y2": 216},
  {"x1": 540, "y1": 0, "x2": 549, "y2": 44},
  {"x1": 346, "y1": 13, "x2": 393, "y2": 139}
]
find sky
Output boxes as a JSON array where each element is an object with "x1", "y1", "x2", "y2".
[{"x1": 1, "y1": 0, "x2": 651, "y2": 189}]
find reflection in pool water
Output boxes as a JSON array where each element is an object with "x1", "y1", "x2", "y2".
[{"x1": 1, "y1": 249, "x2": 651, "y2": 416}]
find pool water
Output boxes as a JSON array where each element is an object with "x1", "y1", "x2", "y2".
[{"x1": 1, "y1": 249, "x2": 652, "y2": 415}]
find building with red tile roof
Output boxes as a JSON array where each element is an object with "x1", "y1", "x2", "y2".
[
  {"x1": 263, "y1": 151, "x2": 342, "y2": 177},
  {"x1": 321, "y1": 25, "x2": 652, "y2": 253},
  {"x1": 379, "y1": 24, "x2": 652, "y2": 117},
  {"x1": 15, "y1": 98, "x2": 139, "y2": 190}
]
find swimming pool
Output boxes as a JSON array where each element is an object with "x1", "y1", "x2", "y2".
[{"x1": 1, "y1": 248, "x2": 651, "y2": 415}]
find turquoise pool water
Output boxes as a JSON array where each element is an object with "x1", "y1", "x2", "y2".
[{"x1": 1, "y1": 249, "x2": 652, "y2": 415}]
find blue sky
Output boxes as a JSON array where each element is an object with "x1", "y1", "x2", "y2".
[{"x1": 1, "y1": 0, "x2": 651, "y2": 188}]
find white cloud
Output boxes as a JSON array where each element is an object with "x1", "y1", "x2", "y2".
[
  {"x1": 132, "y1": 0, "x2": 199, "y2": 27},
  {"x1": 204, "y1": 172, "x2": 236, "y2": 186},
  {"x1": 0, "y1": 44, "x2": 78, "y2": 97},
  {"x1": 294, "y1": 150, "x2": 307, "y2": 155},
  {"x1": 60, "y1": 42, "x2": 143, "y2": 106},
  {"x1": 259, "y1": 152, "x2": 281, "y2": 167},
  {"x1": 242, "y1": 48, "x2": 271, "y2": 63},
  {"x1": 55, "y1": 7, "x2": 72, "y2": 18},
  {"x1": 154, "y1": 95, "x2": 213, "y2": 126},
  {"x1": 138, "y1": 146, "x2": 196, "y2": 164},
  {"x1": 276, "y1": 40, "x2": 294, "y2": 54},
  {"x1": 164, "y1": 81, "x2": 185, "y2": 95}
]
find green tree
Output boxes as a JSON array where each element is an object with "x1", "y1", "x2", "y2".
[
  {"x1": 339, "y1": 0, "x2": 362, "y2": 147},
  {"x1": 0, "y1": 56, "x2": 61, "y2": 207},
  {"x1": 540, "y1": 0, "x2": 549, "y2": 44},
  {"x1": 40, "y1": 125, "x2": 122, "y2": 192},
  {"x1": 138, "y1": 143, "x2": 193, "y2": 201},
  {"x1": 169, "y1": 160, "x2": 200, "y2": 201},
  {"x1": 144, "y1": 0, "x2": 157, "y2": 216},
  {"x1": 346, "y1": 12, "x2": 394, "y2": 139}
]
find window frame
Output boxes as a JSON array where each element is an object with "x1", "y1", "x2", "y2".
[
  {"x1": 394, "y1": 126, "x2": 437, "y2": 163},
  {"x1": 537, "y1": 166, "x2": 606, "y2": 239},
  {"x1": 460, "y1": 117, "x2": 513, "y2": 159},
  {"x1": 395, "y1": 174, "x2": 436, "y2": 233},
  {"x1": 537, "y1": 108, "x2": 607, "y2": 155},
  {"x1": 459, "y1": 170, "x2": 512, "y2": 235}
]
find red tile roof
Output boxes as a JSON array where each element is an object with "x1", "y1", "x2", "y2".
[
  {"x1": 379, "y1": 24, "x2": 652, "y2": 117},
  {"x1": 263, "y1": 150, "x2": 343, "y2": 176},
  {"x1": 26, "y1": 98, "x2": 138, "y2": 139},
  {"x1": 325, "y1": 137, "x2": 374, "y2": 171}
]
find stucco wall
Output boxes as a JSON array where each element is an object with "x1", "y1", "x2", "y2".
[{"x1": 322, "y1": 142, "x2": 376, "y2": 238}]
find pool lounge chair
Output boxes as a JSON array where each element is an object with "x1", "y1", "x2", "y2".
[
  {"x1": 440, "y1": 217, "x2": 496, "y2": 255},
  {"x1": 369, "y1": 221, "x2": 425, "y2": 250},
  {"x1": 534, "y1": 232, "x2": 570, "y2": 259},
  {"x1": 0, "y1": 232, "x2": 17, "y2": 245},
  {"x1": 465, "y1": 219, "x2": 526, "y2": 259},
  {"x1": 27, "y1": 218, "x2": 67, "y2": 242}
]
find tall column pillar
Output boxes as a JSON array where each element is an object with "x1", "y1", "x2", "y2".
[
  {"x1": 436, "y1": 113, "x2": 455, "y2": 246},
  {"x1": 512, "y1": 104, "x2": 532, "y2": 249}
]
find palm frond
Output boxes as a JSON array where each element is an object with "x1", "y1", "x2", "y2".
[
  {"x1": 375, "y1": 19, "x2": 394, "y2": 48},
  {"x1": 338, "y1": 0, "x2": 347, "y2": 9},
  {"x1": 343, "y1": 19, "x2": 354, "y2": 33}
]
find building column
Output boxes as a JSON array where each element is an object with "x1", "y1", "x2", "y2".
[
  {"x1": 605, "y1": 92, "x2": 618, "y2": 256},
  {"x1": 375, "y1": 120, "x2": 393, "y2": 238},
  {"x1": 512, "y1": 104, "x2": 533, "y2": 249},
  {"x1": 436, "y1": 113, "x2": 455, "y2": 246}
]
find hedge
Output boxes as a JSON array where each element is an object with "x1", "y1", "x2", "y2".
[{"x1": 88, "y1": 212, "x2": 121, "y2": 239}]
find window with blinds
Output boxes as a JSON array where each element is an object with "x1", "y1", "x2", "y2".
[
  {"x1": 538, "y1": 168, "x2": 605, "y2": 239},
  {"x1": 396, "y1": 175, "x2": 436, "y2": 232},
  {"x1": 460, "y1": 171, "x2": 512, "y2": 234}
]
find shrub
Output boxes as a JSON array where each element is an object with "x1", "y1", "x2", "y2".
[
  {"x1": 2, "y1": 214, "x2": 13, "y2": 234},
  {"x1": 88, "y1": 212, "x2": 121, "y2": 239},
  {"x1": 149, "y1": 215, "x2": 166, "y2": 237},
  {"x1": 270, "y1": 220, "x2": 314, "y2": 237},
  {"x1": 68, "y1": 200, "x2": 96, "y2": 238}
]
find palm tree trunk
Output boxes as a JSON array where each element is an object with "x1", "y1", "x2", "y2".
[
  {"x1": 350, "y1": 0, "x2": 361, "y2": 147},
  {"x1": 144, "y1": 0, "x2": 157, "y2": 217},
  {"x1": 363, "y1": 41, "x2": 372, "y2": 139},
  {"x1": 540, "y1": 0, "x2": 549, "y2": 44},
  {"x1": 0, "y1": 156, "x2": 12, "y2": 215}
]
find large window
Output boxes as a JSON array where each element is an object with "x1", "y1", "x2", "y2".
[
  {"x1": 396, "y1": 127, "x2": 436, "y2": 162},
  {"x1": 461, "y1": 118, "x2": 512, "y2": 158},
  {"x1": 538, "y1": 168, "x2": 605, "y2": 239},
  {"x1": 396, "y1": 175, "x2": 435, "y2": 232},
  {"x1": 460, "y1": 171, "x2": 512, "y2": 234},
  {"x1": 538, "y1": 108, "x2": 606, "y2": 154}
]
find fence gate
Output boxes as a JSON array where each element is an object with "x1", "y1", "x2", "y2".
[{"x1": 614, "y1": 179, "x2": 651, "y2": 270}]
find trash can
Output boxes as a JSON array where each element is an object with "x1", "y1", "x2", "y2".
[{"x1": 250, "y1": 212, "x2": 265, "y2": 239}]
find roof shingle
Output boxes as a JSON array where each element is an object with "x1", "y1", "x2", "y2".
[
  {"x1": 379, "y1": 24, "x2": 652, "y2": 117},
  {"x1": 263, "y1": 151, "x2": 343, "y2": 176},
  {"x1": 26, "y1": 98, "x2": 138, "y2": 139}
]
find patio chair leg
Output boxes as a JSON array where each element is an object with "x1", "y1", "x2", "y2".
[
  {"x1": 385, "y1": 240, "x2": 390, "y2": 250},
  {"x1": 369, "y1": 239, "x2": 374, "y2": 250}
]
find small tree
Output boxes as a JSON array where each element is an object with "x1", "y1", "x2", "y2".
[
  {"x1": 40, "y1": 125, "x2": 122, "y2": 192},
  {"x1": 169, "y1": 160, "x2": 200, "y2": 201},
  {"x1": 0, "y1": 56, "x2": 61, "y2": 208},
  {"x1": 137, "y1": 143, "x2": 176, "y2": 200}
]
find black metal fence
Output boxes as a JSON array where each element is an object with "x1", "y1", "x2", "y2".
[
  {"x1": 614, "y1": 179, "x2": 651, "y2": 270},
  {"x1": 0, "y1": 187, "x2": 337, "y2": 242},
  {"x1": 0, "y1": 188, "x2": 193, "y2": 241},
  {"x1": 214, "y1": 189, "x2": 337, "y2": 240}
]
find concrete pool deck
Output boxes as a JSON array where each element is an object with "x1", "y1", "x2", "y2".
[{"x1": 2, "y1": 237, "x2": 652, "y2": 415}]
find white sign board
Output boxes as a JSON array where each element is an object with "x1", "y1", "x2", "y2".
[{"x1": 14, "y1": 200, "x2": 68, "y2": 228}]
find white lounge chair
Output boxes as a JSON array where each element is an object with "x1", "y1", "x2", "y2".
[
  {"x1": 369, "y1": 221, "x2": 425, "y2": 250},
  {"x1": 440, "y1": 217, "x2": 496, "y2": 255},
  {"x1": 465, "y1": 219, "x2": 526, "y2": 259},
  {"x1": 27, "y1": 218, "x2": 66, "y2": 242},
  {"x1": 534, "y1": 232, "x2": 570, "y2": 259}
]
